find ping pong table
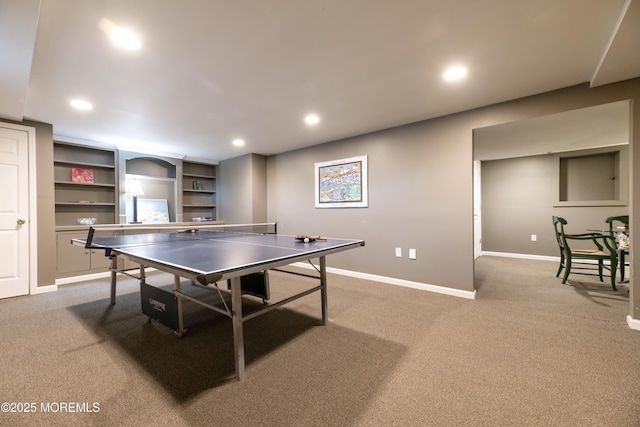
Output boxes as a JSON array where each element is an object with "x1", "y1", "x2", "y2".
[{"x1": 74, "y1": 223, "x2": 364, "y2": 380}]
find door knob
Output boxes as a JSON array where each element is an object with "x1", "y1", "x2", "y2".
[{"x1": 17, "y1": 219, "x2": 26, "y2": 225}]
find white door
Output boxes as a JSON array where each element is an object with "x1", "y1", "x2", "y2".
[
  {"x1": 0, "y1": 126, "x2": 30, "y2": 298},
  {"x1": 473, "y1": 160, "x2": 482, "y2": 259}
]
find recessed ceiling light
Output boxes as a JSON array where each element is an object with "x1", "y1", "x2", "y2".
[
  {"x1": 99, "y1": 18, "x2": 142, "y2": 50},
  {"x1": 304, "y1": 114, "x2": 320, "y2": 125},
  {"x1": 232, "y1": 138, "x2": 245, "y2": 147},
  {"x1": 70, "y1": 99, "x2": 93, "y2": 111},
  {"x1": 110, "y1": 28, "x2": 142, "y2": 50},
  {"x1": 442, "y1": 66, "x2": 468, "y2": 81}
]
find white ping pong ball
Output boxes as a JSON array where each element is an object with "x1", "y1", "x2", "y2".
[{"x1": 304, "y1": 238, "x2": 309, "y2": 243}]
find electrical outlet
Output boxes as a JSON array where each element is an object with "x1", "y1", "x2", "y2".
[
  {"x1": 395, "y1": 247, "x2": 402, "y2": 257},
  {"x1": 409, "y1": 248, "x2": 417, "y2": 260},
  {"x1": 531, "y1": 234, "x2": 537, "y2": 242}
]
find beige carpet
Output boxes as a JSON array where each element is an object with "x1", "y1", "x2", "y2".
[{"x1": 1, "y1": 256, "x2": 639, "y2": 426}]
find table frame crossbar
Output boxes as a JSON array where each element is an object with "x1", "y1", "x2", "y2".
[{"x1": 106, "y1": 254, "x2": 329, "y2": 380}]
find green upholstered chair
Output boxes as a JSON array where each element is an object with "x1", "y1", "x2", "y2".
[
  {"x1": 552, "y1": 216, "x2": 618, "y2": 290},
  {"x1": 606, "y1": 215, "x2": 629, "y2": 282}
]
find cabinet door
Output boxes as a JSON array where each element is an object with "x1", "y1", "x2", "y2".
[
  {"x1": 56, "y1": 231, "x2": 112, "y2": 276},
  {"x1": 56, "y1": 232, "x2": 91, "y2": 275},
  {"x1": 90, "y1": 249, "x2": 112, "y2": 270}
]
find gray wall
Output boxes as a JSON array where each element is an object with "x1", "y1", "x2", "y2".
[
  {"x1": 219, "y1": 154, "x2": 252, "y2": 224},
  {"x1": 251, "y1": 154, "x2": 267, "y2": 223},
  {"x1": 219, "y1": 153, "x2": 267, "y2": 224},
  {"x1": 481, "y1": 154, "x2": 628, "y2": 256},
  {"x1": 33, "y1": 121, "x2": 56, "y2": 287},
  {"x1": 266, "y1": 79, "x2": 640, "y2": 313},
  {"x1": 267, "y1": 114, "x2": 475, "y2": 291}
]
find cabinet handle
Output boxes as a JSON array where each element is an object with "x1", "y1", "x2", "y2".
[{"x1": 17, "y1": 218, "x2": 26, "y2": 225}]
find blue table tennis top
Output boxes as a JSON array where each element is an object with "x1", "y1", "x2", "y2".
[{"x1": 78, "y1": 230, "x2": 364, "y2": 285}]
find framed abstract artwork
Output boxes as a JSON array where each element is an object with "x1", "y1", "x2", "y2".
[
  {"x1": 315, "y1": 155, "x2": 368, "y2": 208},
  {"x1": 137, "y1": 198, "x2": 170, "y2": 223},
  {"x1": 71, "y1": 167, "x2": 94, "y2": 183}
]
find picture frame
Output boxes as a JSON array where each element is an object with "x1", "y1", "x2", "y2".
[
  {"x1": 136, "y1": 198, "x2": 170, "y2": 223},
  {"x1": 315, "y1": 155, "x2": 368, "y2": 208},
  {"x1": 71, "y1": 167, "x2": 94, "y2": 183}
]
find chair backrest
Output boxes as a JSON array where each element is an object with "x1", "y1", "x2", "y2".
[
  {"x1": 552, "y1": 216, "x2": 568, "y2": 253},
  {"x1": 606, "y1": 215, "x2": 629, "y2": 249},
  {"x1": 606, "y1": 215, "x2": 628, "y2": 232}
]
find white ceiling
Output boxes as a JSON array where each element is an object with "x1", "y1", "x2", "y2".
[{"x1": 2, "y1": 0, "x2": 639, "y2": 162}]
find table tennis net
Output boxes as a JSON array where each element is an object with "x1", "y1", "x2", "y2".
[
  {"x1": 84, "y1": 222, "x2": 277, "y2": 247},
  {"x1": 186, "y1": 222, "x2": 277, "y2": 235}
]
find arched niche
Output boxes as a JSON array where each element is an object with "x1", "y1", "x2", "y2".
[{"x1": 118, "y1": 151, "x2": 181, "y2": 224}]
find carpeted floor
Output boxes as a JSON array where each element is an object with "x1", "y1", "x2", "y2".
[{"x1": 0, "y1": 256, "x2": 639, "y2": 426}]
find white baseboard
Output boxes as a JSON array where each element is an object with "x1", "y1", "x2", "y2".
[
  {"x1": 56, "y1": 264, "x2": 477, "y2": 300},
  {"x1": 627, "y1": 315, "x2": 640, "y2": 331},
  {"x1": 480, "y1": 251, "x2": 617, "y2": 266},
  {"x1": 481, "y1": 251, "x2": 558, "y2": 262},
  {"x1": 55, "y1": 271, "x2": 112, "y2": 286},
  {"x1": 290, "y1": 263, "x2": 476, "y2": 300},
  {"x1": 32, "y1": 284, "x2": 57, "y2": 294}
]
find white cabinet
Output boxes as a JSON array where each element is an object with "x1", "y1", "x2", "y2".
[{"x1": 56, "y1": 231, "x2": 113, "y2": 278}]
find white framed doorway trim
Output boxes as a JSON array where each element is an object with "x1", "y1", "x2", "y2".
[{"x1": 0, "y1": 122, "x2": 41, "y2": 296}]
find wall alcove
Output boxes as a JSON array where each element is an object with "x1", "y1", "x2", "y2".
[
  {"x1": 118, "y1": 152, "x2": 180, "y2": 224},
  {"x1": 472, "y1": 100, "x2": 630, "y2": 259}
]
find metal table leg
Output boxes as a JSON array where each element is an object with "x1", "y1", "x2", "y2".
[
  {"x1": 320, "y1": 256, "x2": 328, "y2": 325},
  {"x1": 109, "y1": 256, "x2": 118, "y2": 305},
  {"x1": 230, "y1": 277, "x2": 245, "y2": 380},
  {"x1": 174, "y1": 275, "x2": 187, "y2": 335}
]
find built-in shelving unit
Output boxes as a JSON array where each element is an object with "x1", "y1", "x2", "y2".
[
  {"x1": 53, "y1": 144, "x2": 221, "y2": 279},
  {"x1": 182, "y1": 161, "x2": 217, "y2": 221},
  {"x1": 54, "y1": 142, "x2": 118, "y2": 226}
]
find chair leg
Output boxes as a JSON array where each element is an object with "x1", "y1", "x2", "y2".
[
  {"x1": 562, "y1": 257, "x2": 571, "y2": 284},
  {"x1": 556, "y1": 253, "x2": 564, "y2": 278},
  {"x1": 598, "y1": 261, "x2": 604, "y2": 282},
  {"x1": 610, "y1": 260, "x2": 617, "y2": 291}
]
